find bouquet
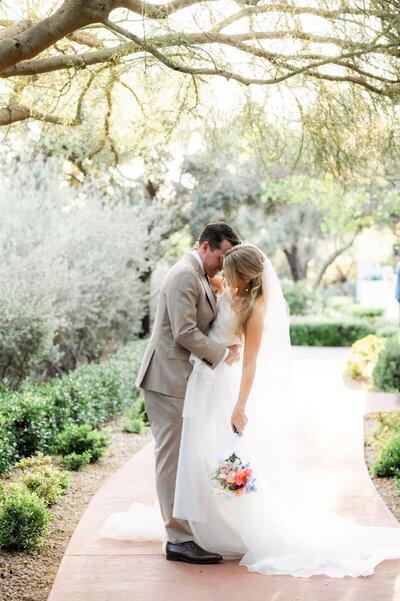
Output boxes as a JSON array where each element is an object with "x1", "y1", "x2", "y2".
[{"x1": 211, "y1": 428, "x2": 257, "y2": 498}]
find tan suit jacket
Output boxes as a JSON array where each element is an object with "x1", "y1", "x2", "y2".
[{"x1": 136, "y1": 253, "x2": 226, "y2": 398}]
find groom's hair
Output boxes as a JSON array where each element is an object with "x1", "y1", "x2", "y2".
[{"x1": 198, "y1": 222, "x2": 241, "y2": 250}]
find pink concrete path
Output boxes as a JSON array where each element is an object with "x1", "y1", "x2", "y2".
[{"x1": 48, "y1": 347, "x2": 400, "y2": 601}]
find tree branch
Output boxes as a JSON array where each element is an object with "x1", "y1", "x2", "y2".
[
  {"x1": 68, "y1": 30, "x2": 104, "y2": 48},
  {"x1": 313, "y1": 231, "x2": 359, "y2": 290},
  {"x1": 0, "y1": 0, "x2": 116, "y2": 74},
  {"x1": 0, "y1": 104, "x2": 81, "y2": 126},
  {"x1": 118, "y1": 0, "x2": 203, "y2": 19},
  {"x1": 0, "y1": 19, "x2": 33, "y2": 42},
  {"x1": 211, "y1": 4, "x2": 397, "y2": 33},
  {"x1": 1, "y1": 43, "x2": 137, "y2": 77}
]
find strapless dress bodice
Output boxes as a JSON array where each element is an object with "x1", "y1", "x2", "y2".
[{"x1": 209, "y1": 286, "x2": 241, "y2": 347}]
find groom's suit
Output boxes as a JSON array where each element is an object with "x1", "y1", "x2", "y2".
[{"x1": 136, "y1": 252, "x2": 226, "y2": 543}]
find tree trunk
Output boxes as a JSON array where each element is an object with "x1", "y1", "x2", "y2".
[
  {"x1": 313, "y1": 232, "x2": 359, "y2": 290},
  {"x1": 283, "y1": 245, "x2": 308, "y2": 281},
  {"x1": 139, "y1": 269, "x2": 152, "y2": 336}
]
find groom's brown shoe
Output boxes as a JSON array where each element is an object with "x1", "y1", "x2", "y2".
[{"x1": 166, "y1": 541, "x2": 223, "y2": 564}]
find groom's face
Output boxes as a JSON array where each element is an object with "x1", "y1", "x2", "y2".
[{"x1": 201, "y1": 239, "x2": 233, "y2": 278}]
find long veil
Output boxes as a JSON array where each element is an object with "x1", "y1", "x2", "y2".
[{"x1": 238, "y1": 251, "x2": 400, "y2": 577}]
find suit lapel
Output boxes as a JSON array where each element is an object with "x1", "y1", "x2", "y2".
[{"x1": 185, "y1": 253, "x2": 217, "y2": 316}]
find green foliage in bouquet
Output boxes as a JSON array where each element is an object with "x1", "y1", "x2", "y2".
[
  {"x1": 372, "y1": 336, "x2": 400, "y2": 393},
  {"x1": 346, "y1": 335, "x2": 386, "y2": 381},
  {"x1": 0, "y1": 483, "x2": 50, "y2": 550}
]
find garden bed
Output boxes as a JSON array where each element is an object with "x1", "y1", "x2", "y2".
[
  {"x1": 0, "y1": 416, "x2": 152, "y2": 601},
  {"x1": 364, "y1": 413, "x2": 400, "y2": 523}
]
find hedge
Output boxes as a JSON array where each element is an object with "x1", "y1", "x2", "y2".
[
  {"x1": 0, "y1": 340, "x2": 147, "y2": 476},
  {"x1": 290, "y1": 316, "x2": 375, "y2": 347},
  {"x1": 373, "y1": 336, "x2": 400, "y2": 393}
]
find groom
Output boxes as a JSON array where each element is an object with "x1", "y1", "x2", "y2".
[{"x1": 136, "y1": 222, "x2": 241, "y2": 564}]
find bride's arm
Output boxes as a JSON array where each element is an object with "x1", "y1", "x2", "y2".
[{"x1": 231, "y1": 304, "x2": 264, "y2": 436}]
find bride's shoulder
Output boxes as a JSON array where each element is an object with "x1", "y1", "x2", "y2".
[{"x1": 246, "y1": 299, "x2": 266, "y2": 329}]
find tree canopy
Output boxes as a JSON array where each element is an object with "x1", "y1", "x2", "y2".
[{"x1": 1, "y1": 0, "x2": 400, "y2": 128}]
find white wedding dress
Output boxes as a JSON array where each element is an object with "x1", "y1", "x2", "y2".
[{"x1": 99, "y1": 254, "x2": 400, "y2": 578}]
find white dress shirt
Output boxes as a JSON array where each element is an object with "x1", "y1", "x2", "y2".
[{"x1": 190, "y1": 250, "x2": 229, "y2": 364}]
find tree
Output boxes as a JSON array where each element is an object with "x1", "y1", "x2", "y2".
[
  {"x1": 0, "y1": 153, "x2": 172, "y2": 377},
  {"x1": 1, "y1": 0, "x2": 400, "y2": 128},
  {"x1": 181, "y1": 151, "x2": 262, "y2": 237},
  {"x1": 238, "y1": 174, "x2": 399, "y2": 286}
]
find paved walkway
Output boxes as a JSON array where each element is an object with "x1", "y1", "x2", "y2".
[{"x1": 48, "y1": 347, "x2": 400, "y2": 601}]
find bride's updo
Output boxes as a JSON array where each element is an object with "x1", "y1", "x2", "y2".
[{"x1": 222, "y1": 244, "x2": 266, "y2": 337}]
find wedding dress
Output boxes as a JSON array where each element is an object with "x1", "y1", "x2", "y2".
[{"x1": 99, "y1": 251, "x2": 400, "y2": 578}]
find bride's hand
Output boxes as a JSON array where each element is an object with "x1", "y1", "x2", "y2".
[{"x1": 231, "y1": 407, "x2": 248, "y2": 437}]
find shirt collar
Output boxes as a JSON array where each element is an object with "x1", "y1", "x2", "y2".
[{"x1": 190, "y1": 250, "x2": 205, "y2": 273}]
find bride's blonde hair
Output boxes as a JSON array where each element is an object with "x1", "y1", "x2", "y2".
[{"x1": 223, "y1": 244, "x2": 266, "y2": 337}]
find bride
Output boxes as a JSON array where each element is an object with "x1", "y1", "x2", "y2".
[{"x1": 100, "y1": 243, "x2": 400, "y2": 578}]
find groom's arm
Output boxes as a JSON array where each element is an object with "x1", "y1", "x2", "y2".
[{"x1": 166, "y1": 268, "x2": 226, "y2": 370}]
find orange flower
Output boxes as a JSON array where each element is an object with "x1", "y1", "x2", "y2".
[{"x1": 235, "y1": 468, "x2": 252, "y2": 486}]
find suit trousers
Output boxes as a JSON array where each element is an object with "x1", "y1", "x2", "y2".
[{"x1": 144, "y1": 389, "x2": 193, "y2": 544}]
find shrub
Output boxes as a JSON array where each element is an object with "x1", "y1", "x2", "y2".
[
  {"x1": 16, "y1": 453, "x2": 69, "y2": 505},
  {"x1": 0, "y1": 414, "x2": 18, "y2": 476},
  {"x1": 281, "y1": 281, "x2": 318, "y2": 315},
  {"x1": 372, "y1": 336, "x2": 400, "y2": 393},
  {"x1": 56, "y1": 424, "x2": 112, "y2": 463},
  {"x1": 0, "y1": 308, "x2": 56, "y2": 389},
  {"x1": 0, "y1": 154, "x2": 171, "y2": 378},
  {"x1": 16, "y1": 452, "x2": 53, "y2": 471},
  {"x1": 21, "y1": 470, "x2": 63, "y2": 506},
  {"x1": 372, "y1": 432, "x2": 400, "y2": 477},
  {"x1": 368, "y1": 412, "x2": 400, "y2": 449},
  {"x1": 290, "y1": 316, "x2": 375, "y2": 346},
  {"x1": 346, "y1": 335, "x2": 387, "y2": 381},
  {"x1": 61, "y1": 451, "x2": 92, "y2": 471},
  {"x1": 0, "y1": 483, "x2": 50, "y2": 550},
  {"x1": 1, "y1": 390, "x2": 53, "y2": 460},
  {"x1": 375, "y1": 325, "x2": 400, "y2": 339},
  {"x1": 340, "y1": 304, "x2": 384, "y2": 322},
  {"x1": 0, "y1": 339, "x2": 146, "y2": 475},
  {"x1": 325, "y1": 296, "x2": 354, "y2": 311},
  {"x1": 123, "y1": 418, "x2": 143, "y2": 434},
  {"x1": 59, "y1": 472, "x2": 70, "y2": 493}
]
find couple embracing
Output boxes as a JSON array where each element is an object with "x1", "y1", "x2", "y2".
[{"x1": 103, "y1": 222, "x2": 400, "y2": 578}]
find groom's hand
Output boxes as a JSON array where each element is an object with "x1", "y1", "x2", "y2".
[{"x1": 225, "y1": 344, "x2": 239, "y2": 366}]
